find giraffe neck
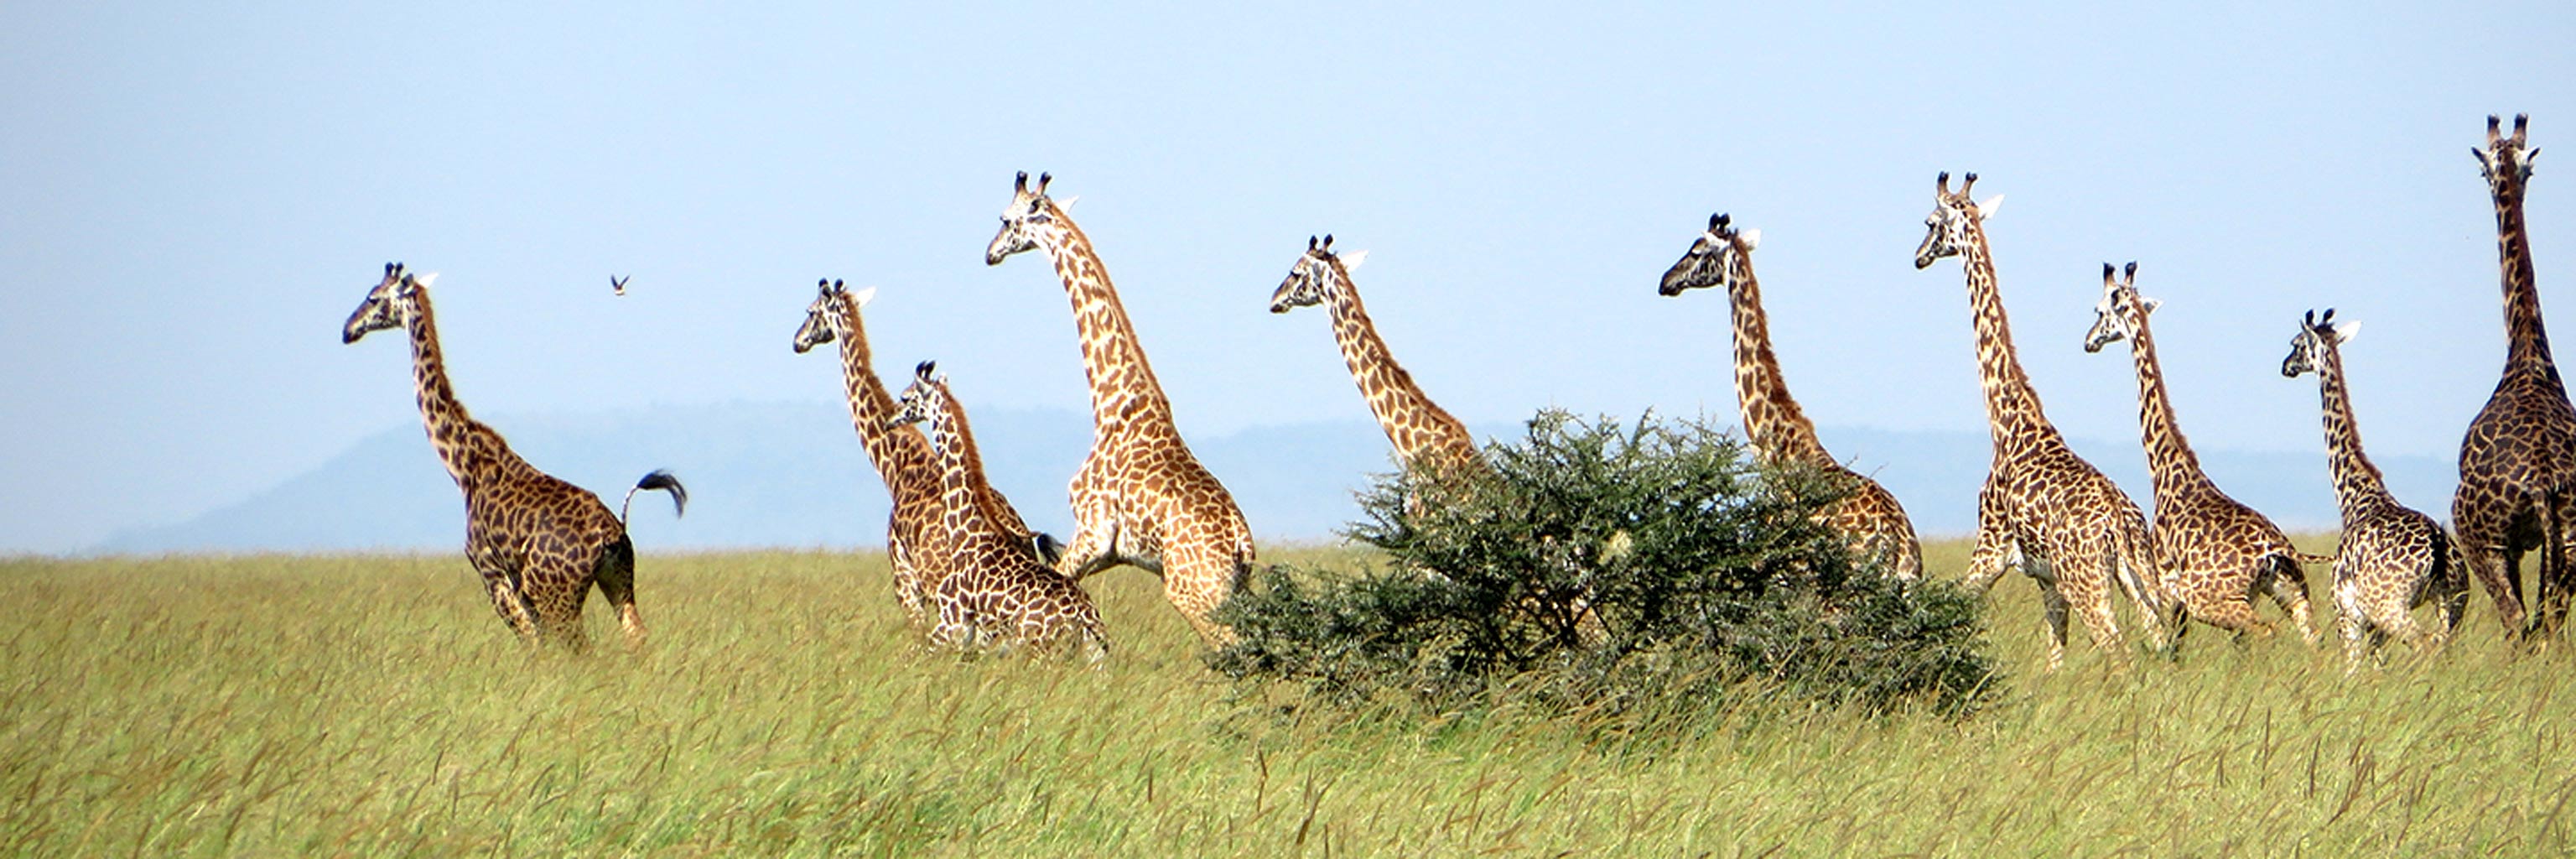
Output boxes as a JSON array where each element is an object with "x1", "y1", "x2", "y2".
[
  {"x1": 1034, "y1": 209, "x2": 1176, "y2": 435},
  {"x1": 1321, "y1": 269, "x2": 1482, "y2": 471},
  {"x1": 926, "y1": 391, "x2": 999, "y2": 540},
  {"x1": 828, "y1": 296, "x2": 933, "y2": 487},
  {"x1": 2493, "y1": 180, "x2": 2561, "y2": 381},
  {"x1": 1725, "y1": 258, "x2": 1831, "y2": 465},
  {"x1": 2314, "y1": 341, "x2": 2393, "y2": 515},
  {"x1": 402, "y1": 288, "x2": 515, "y2": 491},
  {"x1": 1957, "y1": 221, "x2": 2057, "y2": 450},
  {"x1": 2122, "y1": 312, "x2": 2214, "y2": 499}
]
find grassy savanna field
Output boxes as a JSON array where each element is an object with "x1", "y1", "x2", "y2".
[{"x1": 4, "y1": 539, "x2": 2572, "y2": 856}]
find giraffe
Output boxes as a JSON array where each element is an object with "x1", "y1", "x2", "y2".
[
  {"x1": 341, "y1": 263, "x2": 686, "y2": 649},
  {"x1": 2085, "y1": 262, "x2": 2322, "y2": 646},
  {"x1": 2283, "y1": 309, "x2": 2470, "y2": 671},
  {"x1": 984, "y1": 171, "x2": 1257, "y2": 643},
  {"x1": 791, "y1": 279, "x2": 1059, "y2": 635},
  {"x1": 2454, "y1": 113, "x2": 2576, "y2": 639},
  {"x1": 1913, "y1": 173, "x2": 2168, "y2": 669},
  {"x1": 894, "y1": 362, "x2": 1111, "y2": 661},
  {"x1": 1270, "y1": 234, "x2": 1488, "y2": 484},
  {"x1": 1659, "y1": 212, "x2": 1924, "y2": 580}
]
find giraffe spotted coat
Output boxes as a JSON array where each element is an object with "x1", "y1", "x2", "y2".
[
  {"x1": 896, "y1": 363, "x2": 1109, "y2": 660},
  {"x1": 342, "y1": 263, "x2": 684, "y2": 649}
]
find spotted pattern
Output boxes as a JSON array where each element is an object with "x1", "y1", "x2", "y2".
[
  {"x1": 1915, "y1": 174, "x2": 2168, "y2": 670},
  {"x1": 986, "y1": 172, "x2": 1256, "y2": 643},
  {"x1": 2284, "y1": 311, "x2": 2470, "y2": 671},
  {"x1": 2454, "y1": 114, "x2": 2576, "y2": 639},
  {"x1": 896, "y1": 365, "x2": 1109, "y2": 660},
  {"x1": 1661, "y1": 213, "x2": 1923, "y2": 580},
  {"x1": 342, "y1": 263, "x2": 683, "y2": 649},
  {"x1": 792, "y1": 280, "x2": 1053, "y2": 635},
  {"x1": 1272, "y1": 234, "x2": 1489, "y2": 485},
  {"x1": 2085, "y1": 263, "x2": 2319, "y2": 645}
]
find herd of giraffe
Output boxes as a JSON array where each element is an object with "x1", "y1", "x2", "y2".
[{"x1": 341, "y1": 116, "x2": 2563, "y2": 673}]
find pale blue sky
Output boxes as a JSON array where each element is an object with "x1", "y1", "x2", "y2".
[{"x1": 3, "y1": 3, "x2": 2570, "y2": 553}]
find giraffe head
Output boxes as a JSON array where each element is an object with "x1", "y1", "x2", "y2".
[
  {"x1": 2081, "y1": 262, "x2": 2158, "y2": 353},
  {"x1": 1912, "y1": 172, "x2": 2003, "y2": 269},
  {"x1": 1657, "y1": 212, "x2": 1761, "y2": 296},
  {"x1": 791, "y1": 278, "x2": 877, "y2": 354},
  {"x1": 2474, "y1": 113, "x2": 2539, "y2": 199},
  {"x1": 341, "y1": 263, "x2": 436, "y2": 344},
  {"x1": 985, "y1": 170, "x2": 1075, "y2": 266},
  {"x1": 2282, "y1": 308, "x2": 2361, "y2": 378},
  {"x1": 891, "y1": 360, "x2": 948, "y2": 431},
  {"x1": 1269, "y1": 234, "x2": 1370, "y2": 313}
]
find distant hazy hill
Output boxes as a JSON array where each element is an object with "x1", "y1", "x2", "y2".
[{"x1": 95, "y1": 403, "x2": 2459, "y2": 554}]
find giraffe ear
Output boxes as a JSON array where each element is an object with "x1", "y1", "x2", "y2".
[
  {"x1": 1976, "y1": 195, "x2": 2004, "y2": 219},
  {"x1": 2331, "y1": 320, "x2": 2361, "y2": 344},
  {"x1": 848, "y1": 285, "x2": 877, "y2": 308},
  {"x1": 2140, "y1": 296, "x2": 2162, "y2": 315},
  {"x1": 1056, "y1": 195, "x2": 1078, "y2": 211},
  {"x1": 1736, "y1": 229, "x2": 1760, "y2": 251},
  {"x1": 1337, "y1": 249, "x2": 1368, "y2": 271},
  {"x1": 411, "y1": 272, "x2": 439, "y2": 289}
]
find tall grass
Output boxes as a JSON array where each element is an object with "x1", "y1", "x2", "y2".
[{"x1": 3, "y1": 540, "x2": 2570, "y2": 856}]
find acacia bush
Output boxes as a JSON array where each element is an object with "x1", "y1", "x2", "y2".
[{"x1": 1208, "y1": 410, "x2": 1999, "y2": 722}]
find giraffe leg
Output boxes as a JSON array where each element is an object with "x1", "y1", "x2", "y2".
[
  {"x1": 2259, "y1": 554, "x2": 2320, "y2": 646},
  {"x1": 1161, "y1": 538, "x2": 1244, "y2": 646},
  {"x1": 2377, "y1": 593, "x2": 2437, "y2": 654},
  {"x1": 1057, "y1": 469, "x2": 1125, "y2": 580},
  {"x1": 2059, "y1": 560, "x2": 2128, "y2": 669},
  {"x1": 2334, "y1": 583, "x2": 2369, "y2": 676},
  {"x1": 2434, "y1": 535, "x2": 2470, "y2": 638},
  {"x1": 886, "y1": 525, "x2": 932, "y2": 633},
  {"x1": 594, "y1": 539, "x2": 646, "y2": 649},
  {"x1": 2539, "y1": 492, "x2": 2574, "y2": 638},
  {"x1": 2457, "y1": 538, "x2": 2518, "y2": 638},
  {"x1": 1958, "y1": 490, "x2": 2014, "y2": 594},
  {"x1": 482, "y1": 574, "x2": 543, "y2": 644},
  {"x1": 2038, "y1": 582, "x2": 2071, "y2": 672}
]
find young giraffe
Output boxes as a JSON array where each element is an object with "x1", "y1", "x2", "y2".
[
  {"x1": 791, "y1": 279, "x2": 1058, "y2": 634},
  {"x1": 2283, "y1": 310, "x2": 2470, "y2": 672},
  {"x1": 2454, "y1": 113, "x2": 2576, "y2": 638},
  {"x1": 894, "y1": 362, "x2": 1111, "y2": 661},
  {"x1": 2084, "y1": 262, "x2": 2322, "y2": 645},
  {"x1": 984, "y1": 171, "x2": 1257, "y2": 643},
  {"x1": 1659, "y1": 212, "x2": 1924, "y2": 580},
  {"x1": 1270, "y1": 234, "x2": 1489, "y2": 484},
  {"x1": 341, "y1": 263, "x2": 686, "y2": 649},
  {"x1": 1913, "y1": 174, "x2": 2167, "y2": 669}
]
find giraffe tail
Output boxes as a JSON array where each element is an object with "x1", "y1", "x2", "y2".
[
  {"x1": 621, "y1": 470, "x2": 689, "y2": 523},
  {"x1": 1030, "y1": 532, "x2": 1067, "y2": 568},
  {"x1": 2287, "y1": 549, "x2": 2336, "y2": 566}
]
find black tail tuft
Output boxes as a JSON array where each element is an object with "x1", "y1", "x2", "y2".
[
  {"x1": 621, "y1": 470, "x2": 688, "y2": 523},
  {"x1": 1031, "y1": 532, "x2": 1066, "y2": 568}
]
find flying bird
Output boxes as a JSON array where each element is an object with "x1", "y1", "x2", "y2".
[{"x1": 610, "y1": 274, "x2": 630, "y2": 297}]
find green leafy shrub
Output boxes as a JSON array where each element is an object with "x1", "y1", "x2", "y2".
[{"x1": 1208, "y1": 410, "x2": 1999, "y2": 724}]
